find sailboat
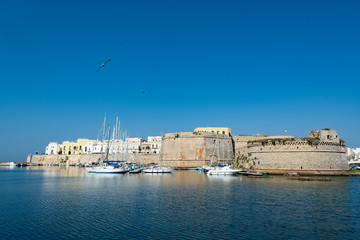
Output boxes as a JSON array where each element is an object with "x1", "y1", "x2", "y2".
[
  {"x1": 87, "y1": 117, "x2": 126, "y2": 174},
  {"x1": 207, "y1": 134, "x2": 240, "y2": 176},
  {"x1": 199, "y1": 134, "x2": 219, "y2": 173},
  {"x1": 143, "y1": 132, "x2": 173, "y2": 174}
]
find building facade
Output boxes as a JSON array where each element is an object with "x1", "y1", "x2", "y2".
[
  {"x1": 62, "y1": 138, "x2": 95, "y2": 155},
  {"x1": 148, "y1": 136, "x2": 161, "y2": 154},
  {"x1": 45, "y1": 142, "x2": 62, "y2": 155},
  {"x1": 194, "y1": 127, "x2": 232, "y2": 136}
]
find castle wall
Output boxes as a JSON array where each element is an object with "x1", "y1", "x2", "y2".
[
  {"x1": 232, "y1": 135, "x2": 295, "y2": 158},
  {"x1": 163, "y1": 132, "x2": 234, "y2": 167},
  {"x1": 27, "y1": 153, "x2": 160, "y2": 166},
  {"x1": 247, "y1": 141, "x2": 348, "y2": 173}
]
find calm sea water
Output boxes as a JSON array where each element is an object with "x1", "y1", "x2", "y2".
[{"x1": 0, "y1": 166, "x2": 359, "y2": 240}]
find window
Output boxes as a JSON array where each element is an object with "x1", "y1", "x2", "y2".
[
  {"x1": 64, "y1": 146, "x2": 66, "y2": 150},
  {"x1": 223, "y1": 131, "x2": 225, "y2": 134},
  {"x1": 79, "y1": 146, "x2": 82, "y2": 150}
]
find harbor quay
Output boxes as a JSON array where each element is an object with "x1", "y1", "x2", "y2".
[
  {"x1": 26, "y1": 127, "x2": 356, "y2": 175},
  {"x1": 27, "y1": 153, "x2": 160, "y2": 166}
]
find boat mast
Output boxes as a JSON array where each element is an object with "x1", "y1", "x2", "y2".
[
  {"x1": 104, "y1": 126, "x2": 111, "y2": 162},
  {"x1": 160, "y1": 130, "x2": 163, "y2": 165},
  {"x1": 121, "y1": 131, "x2": 124, "y2": 161},
  {"x1": 117, "y1": 119, "x2": 121, "y2": 161},
  {"x1": 125, "y1": 130, "x2": 128, "y2": 162},
  {"x1": 100, "y1": 114, "x2": 106, "y2": 163},
  {"x1": 217, "y1": 134, "x2": 220, "y2": 165},
  {"x1": 210, "y1": 139, "x2": 217, "y2": 166}
]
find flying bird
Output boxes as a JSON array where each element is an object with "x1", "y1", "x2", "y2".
[
  {"x1": 141, "y1": 91, "x2": 146, "y2": 94},
  {"x1": 96, "y1": 59, "x2": 111, "y2": 72}
]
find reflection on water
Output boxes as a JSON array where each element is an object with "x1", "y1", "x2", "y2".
[{"x1": 0, "y1": 166, "x2": 359, "y2": 239}]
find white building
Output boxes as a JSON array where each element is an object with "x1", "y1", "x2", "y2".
[
  {"x1": 124, "y1": 137, "x2": 143, "y2": 154},
  {"x1": 45, "y1": 142, "x2": 62, "y2": 155},
  {"x1": 106, "y1": 137, "x2": 143, "y2": 155},
  {"x1": 346, "y1": 147, "x2": 360, "y2": 163},
  {"x1": 83, "y1": 140, "x2": 107, "y2": 154},
  {"x1": 148, "y1": 136, "x2": 161, "y2": 154}
]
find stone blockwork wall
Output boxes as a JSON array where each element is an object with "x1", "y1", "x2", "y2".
[
  {"x1": 232, "y1": 135, "x2": 295, "y2": 158},
  {"x1": 163, "y1": 132, "x2": 234, "y2": 167},
  {"x1": 27, "y1": 153, "x2": 160, "y2": 166},
  {"x1": 247, "y1": 140, "x2": 348, "y2": 173}
]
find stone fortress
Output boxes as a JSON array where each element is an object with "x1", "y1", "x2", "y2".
[
  {"x1": 27, "y1": 127, "x2": 349, "y2": 174},
  {"x1": 163, "y1": 127, "x2": 348, "y2": 174},
  {"x1": 240, "y1": 128, "x2": 348, "y2": 174}
]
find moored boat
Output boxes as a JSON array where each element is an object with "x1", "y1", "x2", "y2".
[
  {"x1": 87, "y1": 165, "x2": 127, "y2": 173},
  {"x1": 207, "y1": 166, "x2": 240, "y2": 175},
  {"x1": 143, "y1": 131, "x2": 173, "y2": 174},
  {"x1": 143, "y1": 166, "x2": 172, "y2": 173},
  {"x1": 129, "y1": 168, "x2": 142, "y2": 174},
  {"x1": 239, "y1": 171, "x2": 269, "y2": 177}
]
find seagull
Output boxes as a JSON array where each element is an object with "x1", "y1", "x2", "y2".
[
  {"x1": 141, "y1": 91, "x2": 146, "y2": 94},
  {"x1": 96, "y1": 59, "x2": 111, "y2": 72}
]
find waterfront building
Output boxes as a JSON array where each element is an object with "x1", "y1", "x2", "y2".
[
  {"x1": 107, "y1": 137, "x2": 143, "y2": 155},
  {"x1": 148, "y1": 136, "x2": 161, "y2": 154},
  {"x1": 140, "y1": 142, "x2": 151, "y2": 154},
  {"x1": 62, "y1": 138, "x2": 95, "y2": 155},
  {"x1": 346, "y1": 147, "x2": 360, "y2": 162},
  {"x1": 45, "y1": 142, "x2": 62, "y2": 155},
  {"x1": 83, "y1": 140, "x2": 107, "y2": 154},
  {"x1": 194, "y1": 127, "x2": 231, "y2": 136},
  {"x1": 125, "y1": 137, "x2": 142, "y2": 154}
]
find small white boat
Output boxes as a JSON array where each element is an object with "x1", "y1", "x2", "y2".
[
  {"x1": 143, "y1": 131, "x2": 173, "y2": 174},
  {"x1": 9, "y1": 162, "x2": 17, "y2": 167},
  {"x1": 207, "y1": 166, "x2": 240, "y2": 176},
  {"x1": 86, "y1": 165, "x2": 127, "y2": 174},
  {"x1": 143, "y1": 166, "x2": 173, "y2": 174}
]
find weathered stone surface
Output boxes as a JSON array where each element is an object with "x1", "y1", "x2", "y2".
[
  {"x1": 163, "y1": 132, "x2": 234, "y2": 167},
  {"x1": 27, "y1": 153, "x2": 160, "y2": 165},
  {"x1": 247, "y1": 140, "x2": 348, "y2": 172}
]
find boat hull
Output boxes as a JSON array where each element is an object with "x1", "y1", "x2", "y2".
[
  {"x1": 143, "y1": 167, "x2": 173, "y2": 174},
  {"x1": 86, "y1": 166, "x2": 127, "y2": 174},
  {"x1": 207, "y1": 167, "x2": 240, "y2": 176}
]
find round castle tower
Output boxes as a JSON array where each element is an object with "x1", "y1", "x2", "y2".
[{"x1": 247, "y1": 129, "x2": 348, "y2": 175}]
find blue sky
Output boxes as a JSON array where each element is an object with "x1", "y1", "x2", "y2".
[{"x1": 0, "y1": 0, "x2": 359, "y2": 161}]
